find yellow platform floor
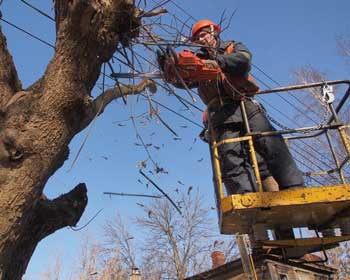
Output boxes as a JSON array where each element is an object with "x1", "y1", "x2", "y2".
[
  {"x1": 221, "y1": 185, "x2": 350, "y2": 234},
  {"x1": 220, "y1": 185, "x2": 350, "y2": 257}
]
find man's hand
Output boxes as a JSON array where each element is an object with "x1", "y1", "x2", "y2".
[
  {"x1": 199, "y1": 128, "x2": 210, "y2": 143},
  {"x1": 202, "y1": 59, "x2": 219, "y2": 69}
]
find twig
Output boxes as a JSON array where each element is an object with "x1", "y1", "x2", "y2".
[
  {"x1": 140, "y1": 8, "x2": 168, "y2": 18},
  {"x1": 70, "y1": 208, "x2": 104, "y2": 231},
  {"x1": 139, "y1": 169, "x2": 182, "y2": 214},
  {"x1": 103, "y1": 192, "x2": 162, "y2": 198},
  {"x1": 219, "y1": 8, "x2": 237, "y2": 34}
]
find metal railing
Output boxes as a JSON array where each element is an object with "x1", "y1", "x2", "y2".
[{"x1": 209, "y1": 80, "x2": 350, "y2": 207}]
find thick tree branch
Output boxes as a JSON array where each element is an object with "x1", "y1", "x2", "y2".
[
  {"x1": 33, "y1": 183, "x2": 88, "y2": 236},
  {"x1": 0, "y1": 26, "x2": 22, "y2": 109},
  {"x1": 79, "y1": 78, "x2": 156, "y2": 132},
  {"x1": 3, "y1": 183, "x2": 88, "y2": 280}
]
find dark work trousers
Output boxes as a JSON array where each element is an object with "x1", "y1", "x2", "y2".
[{"x1": 210, "y1": 99, "x2": 304, "y2": 195}]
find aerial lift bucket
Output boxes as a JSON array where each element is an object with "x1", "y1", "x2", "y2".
[{"x1": 210, "y1": 80, "x2": 350, "y2": 259}]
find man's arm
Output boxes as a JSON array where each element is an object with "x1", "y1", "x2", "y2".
[{"x1": 216, "y1": 42, "x2": 252, "y2": 76}]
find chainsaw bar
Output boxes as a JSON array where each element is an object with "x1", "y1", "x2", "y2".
[{"x1": 111, "y1": 71, "x2": 162, "y2": 79}]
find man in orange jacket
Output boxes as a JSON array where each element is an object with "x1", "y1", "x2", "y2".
[{"x1": 165, "y1": 19, "x2": 304, "y2": 196}]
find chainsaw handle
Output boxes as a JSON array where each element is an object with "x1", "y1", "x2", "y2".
[{"x1": 166, "y1": 45, "x2": 179, "y2": 65}]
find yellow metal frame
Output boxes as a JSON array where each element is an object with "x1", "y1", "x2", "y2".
[
  {"x1": 212, "y1": 127, "x2": 350, "y2": 236},
  {"x1": 212, "y1": 135, "x2": 263, "y2": 196},
  {"x1": 209, "y1": 80, "x2": 350, "y2": 256}
]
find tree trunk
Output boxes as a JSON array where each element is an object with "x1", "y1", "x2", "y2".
[{"x1": 0, "y1": 1, "x2": 154, "y2": 279}]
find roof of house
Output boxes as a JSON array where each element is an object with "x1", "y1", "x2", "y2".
[{"x1": 185, "y1": 254, "x2": 337, "y2": 280}]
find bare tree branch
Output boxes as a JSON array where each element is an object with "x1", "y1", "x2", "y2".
[
  {"x1": 79, "y1": 78, "x2": 156, "y2": 132},
  {"x1": 137, "y1": 191, "x2": 216, "y2": 279},
  {"x1": 337, "y1": 35, "x2": 350, "y2": 58},
  {"x1": 140, "y1": 8, "x2": 168, "y2": 18}
]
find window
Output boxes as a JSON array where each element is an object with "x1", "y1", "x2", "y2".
[
  {"x1": 315, "y1": 276, "x2": 328, "y2": 280},
  {"x1": 279, "y1": 274, "x2": 288, "y2": 280}
]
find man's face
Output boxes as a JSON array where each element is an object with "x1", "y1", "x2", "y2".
[{"x1": 194, "y1": 29, "x2": 217, "y2": 47}]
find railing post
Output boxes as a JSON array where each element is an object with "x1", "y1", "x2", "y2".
[{"x1": 241, "y1": 101, "x2": 263, "y2": 192}]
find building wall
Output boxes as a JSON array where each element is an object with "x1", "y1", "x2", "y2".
[
  {"x1": 266, "y1": 260, "x2": 333, "y2": 280},
  {"x1": 185, "y1": 255, "x2": 336, "y2": 280}
]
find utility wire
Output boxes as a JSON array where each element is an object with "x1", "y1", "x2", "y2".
[
  {"x1": 9, "y1": 1, "x2": 348, "y2": 183},
  {"x1": 152, "y1": 1, "x2": 322, "y2": 128},
  {"x1": 18, "y1": 0, "x2": 55, "y2": 21},
  {"x1": 152, "y1": 0, "x2": 196, "y2": 23},
  {"x1": 153, "y1": 0, "x2": 349, "y2": 180},
  {"x1": 162, "y1": 0, "x2": 325, "y2": 126},
  {"x1": 253, "y1": 63, "x2": 323, "y2": 118},
  {"x1": 1, "y1": 15, "x2": 203, "y2": 130},
  {"x1": 150, "y1": 1, "x2": 350, "y2": 183},
  {"x1": 290, "y1": 146, "x2": 337, "y2": 186},
  {"x1": 150, "y1": 0, "x2": 193, "y2": 30},
  {"x1": 151, "y1": 0, "x2": 326, "y2": 143},
  {"x1": 141, "y1": 93, "x2": 203, "y2": 128},
  {"x1": 122, "y1": 46, "x2": 200, "y2": 106},
  {"x1": 111, "y1": 52, "x2": 203, "y2": 112},
  {"x1": 0, "y1": 17, "x2": 55, "y2": 48}
]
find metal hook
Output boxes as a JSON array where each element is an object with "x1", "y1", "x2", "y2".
[{"x1": 321, "y1": 81, "x2": 335, "y2": 104}]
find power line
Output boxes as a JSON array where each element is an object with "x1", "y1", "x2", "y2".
[
  {"x1": 253, "y1": 63, "x2": 323, "y2": 119},
  {"x1": 149, "y1": 1, "x2": 324, "y2": 131},
  {"x1": 7, "y1": 2, "x2": 345, "y2": 181},
  {"x1": 157, "y1": 4, "x2": 347, "y2": 177},
  {"x1": 0, "y1": 17, "x2": 55, "y2": 48},
  {"x1": 111, "y1": 48, "x2": 204, "y2": 112},
  {"x1": 18, "y1": 0, "x2": 55, "y2": 21},
  {"x1": 1, "y1": 14, "x2": 203, "y2": 129},
  {"x1": 150, "y1": 0, "x2": 193, "y2": 30},
  {"x1": 155, "y1": 0, "x2": 197, "y2": 22}
]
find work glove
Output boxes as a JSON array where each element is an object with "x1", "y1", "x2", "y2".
[
  {"x1": 201, "y1": 59, "x2": 219, "y2": 69},
  {"x1": 156, "y1": 50, "x2": 166, "y2": 71},
  {"x1": 199, "y1": 128, "x2": 211, "y2": 143}
]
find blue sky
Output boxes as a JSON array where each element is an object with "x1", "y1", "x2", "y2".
[{"x1": 1, "y1": 0, "x2": 350, "y2": 278}]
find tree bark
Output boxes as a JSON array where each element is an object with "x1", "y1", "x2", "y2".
[{"x1": 0, "y1": 1, "x2": 154, "y2": 279}]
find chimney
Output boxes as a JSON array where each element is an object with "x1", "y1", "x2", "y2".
[
  {"x1": 211, "y1": 251, "x2": 225, "y2": 268},
  {"x1": 130, "y1": 267, "x2": 141, "y2": 280}
]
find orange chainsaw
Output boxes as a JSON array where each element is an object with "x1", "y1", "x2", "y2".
[
  {"x1": 162, "y1": 46, "x2": 222, "y2": 83},
  {"x1": 111, "y1": 46, "x2": 222, "y2": 83},
  {"x1": 111, "y1": 46, "x2": 259, "y2": 96}
]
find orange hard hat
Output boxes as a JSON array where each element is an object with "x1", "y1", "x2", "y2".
[{"x1": 191, "y1": 20, "x2": 221, "y2": 41}]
